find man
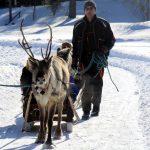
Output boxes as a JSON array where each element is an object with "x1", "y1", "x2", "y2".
[{"x1": 72, "y1": 0, "x2": 115, "y2": 120}]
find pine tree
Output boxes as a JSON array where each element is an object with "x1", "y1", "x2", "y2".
[
  {"x1": 8, "y1": 0, "x2": 12, "y2": 22},
  {"x1": 69, "y1": 0, "x2": 76, "y2": 18}
]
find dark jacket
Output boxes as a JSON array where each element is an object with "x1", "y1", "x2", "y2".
[{"x1": 72, "y1": 15, "x2": 115, "y2": 68}]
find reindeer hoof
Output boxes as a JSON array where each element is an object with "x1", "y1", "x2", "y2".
[
  {"x1": 54, "y1": 132, "x2": 62, "y2": 140},
  {"x1": 54, "y1": 135, "x2": 61, "y2": 140},
  {"x1": 42, "y1": 143, "x2": 56, "y2": 149},
  {"x1": 54, "y1": 128, "x2": 63, "y2": 140},
  {"x1": 35, "y1": 138, "x2": 45, "y2": 144}
]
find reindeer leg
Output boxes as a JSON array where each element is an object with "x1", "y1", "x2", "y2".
[
  {"x1": 35, "y1": 105, "x2": 46, "y2": 144},
  {"x1": 43, "y1": 103, "x2": 56, "y2": 149},
  {"x1": 44, "y1": 109, "x2": 48, "y2": 135},
  {"x1": 54, "y1": 100, "x2": 63, "y2": 139}
]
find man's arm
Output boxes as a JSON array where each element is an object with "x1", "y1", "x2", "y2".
[
  {"x1": 72, "y1": 25, "x2": 78, "y2": 69},
  {"x1": 102, "y1": 23, "x2": 116, "y2": 56}
]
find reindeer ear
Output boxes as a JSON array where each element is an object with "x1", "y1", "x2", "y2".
[
  {"x1": 27, "y1": 58, "x2": 38, "y2": 71},
  {"x1": 45, "y1": 56, "x2": 52, "y2": 67},
  {"x1": 57, "y1": 47, "x2": 61, "y2": 55},
  {"x1": 57, "y1": 47, "x2": 61, "y2": 52}
]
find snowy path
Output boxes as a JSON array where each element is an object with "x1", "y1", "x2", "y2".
[
  {"x1": 109, "y1": 51, "x2": 150, "y2": 148},
  {"x1": 0, "y1": 0, "x2": 150, "y2": 149},
  {"x1": 0, "y1": 66, "x2": 146, "y2": 150}
]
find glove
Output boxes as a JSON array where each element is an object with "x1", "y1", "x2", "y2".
[
  {"x1": 101, "y1": 46, "x2": 109, "y2": 54},
  {"x1": 71, "y1": 58, "x2": 78, "y2": 70},
  {"x1": 71, "y1": 62, "x2": 83, "y2": 83},
  {"x1": 71, "y1": 67, "x2": 81, "y2": 85}
]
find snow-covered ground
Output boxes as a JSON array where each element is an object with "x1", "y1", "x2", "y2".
[{"x1": 0, "y1": 0, "x2": 150, "y2": 149}]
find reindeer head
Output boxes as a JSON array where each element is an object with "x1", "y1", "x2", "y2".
[
  {"x1": 27, "y1": 58, "x2": 52, "y2": 92},
  {"x1": 18, "y1": 20, "x2": 53, "y2": 95}
]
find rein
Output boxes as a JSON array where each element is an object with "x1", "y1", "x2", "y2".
[
  {"x1": 0, "y1": 84, "x2": 32, "y2": 88},
  {"x1": 77, "y1": 52, "x2": 119, "y2": 92}
]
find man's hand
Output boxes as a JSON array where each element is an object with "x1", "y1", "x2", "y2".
[
  {"x1": 71, "y1": 61, "x2": 83, "y2": 83},
  {"x1": 101, "y1": 46, "x2": 109, "y2": 54},
  {"x1": 71, "y1": 58, "x2": 78, "y2": 70}
]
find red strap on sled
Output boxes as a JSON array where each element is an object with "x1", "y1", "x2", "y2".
[
  {"x1": 100, "y1": 68, "x2": 104, "y2": 78},
  {"x1": 79, "y1": 63, "x2": 84, "y2": 72}
]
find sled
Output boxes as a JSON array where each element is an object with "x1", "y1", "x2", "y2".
[{"x1": 22, "y1": 89, "x2": 80, "y2": 132}]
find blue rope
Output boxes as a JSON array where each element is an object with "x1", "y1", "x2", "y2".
[
  {"x1": 78, "y1": 52, "x2": 119, "y2": 92},
  {"x1": 0, "y1": 84, "x2": 31, "y2": 88},
  {"x1": 93, "y1": 53, "x2": 107, "y2": 78},
  {"x1": 103, "y1": 55, "x2": 119, "y2": 92}
]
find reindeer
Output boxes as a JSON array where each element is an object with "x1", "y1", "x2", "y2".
[{"x1": 18, "y1": 20, "x2": 72, "y2": 149}]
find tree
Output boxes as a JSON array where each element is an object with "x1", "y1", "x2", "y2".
[
  {"x1": 69, "y1": 0, "x2": 76, "y2": 18},
  {"x1": 51, "y1": 0, "x2": 60, "y2": 16},
  {"x1": 45, "y1": 0, "x2": 60, "y2": 16},
  {"x1": 8, "y1": 0, "x2": 12, "y2": 22},
  {"x1": 33, "y1": 0, "x2": 36, "y2": 20},
  {"x1": 145, "y1": 0, "x2": 150, "y2": 20}
]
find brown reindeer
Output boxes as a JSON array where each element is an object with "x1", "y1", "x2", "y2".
[{"x1": 18, "y1": 20, "x2": 72, "y2": 149}]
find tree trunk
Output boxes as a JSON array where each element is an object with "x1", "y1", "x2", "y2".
[
  {"x1": 146, "y1": 0, "x2": 150, "y2": 20},
  {"x1": 14, "y1": 0, "x2": 17, "y2": 6},
  {"x1": 8, "y1": 0, "x2": 12, "y2": 22},
  {"x1": 69, "y1": 0, "x2": 76, "y2": 18},
  {"x1": 33, "y1": 0, "x2": 36, "y2": 20}
]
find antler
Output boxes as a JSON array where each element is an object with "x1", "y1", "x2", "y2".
[
  {"x1": 18, "y1": 19, "x2": 35, "y2": 59},
  {"x1": 40, "y1": 25, "x2": 53, "y2": 60},
  {"x1": 41, "y1": 48, "x2": 45, "y2": 59},
  {"x1": 45, "y1": 25, "x2": 53, "y2": 59},
  {"x1": 18, "y1": 20, "x2": 52, "y2": 60}
]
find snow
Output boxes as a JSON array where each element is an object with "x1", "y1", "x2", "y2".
[{"x1": 0, "y1": 0, "x2": 150, "y2": 149}]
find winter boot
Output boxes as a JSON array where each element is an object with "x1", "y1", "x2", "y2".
[
  {"x1": 91, "y1": 105, "x2": 99, "y2": 117},
  {"x1": 82, "y1": 113, "x2": 90, "y2": 120}
]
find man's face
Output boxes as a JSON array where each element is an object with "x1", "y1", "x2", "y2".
[{"x1": 85, "y1": 6, "x2": 96, "y2": 20}]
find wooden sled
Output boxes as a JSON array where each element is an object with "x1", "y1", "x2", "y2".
[{"x1": 22, "y1": 90, "x2": 80, "y2": 132}]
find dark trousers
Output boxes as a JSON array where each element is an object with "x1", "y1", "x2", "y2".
[{"x1": 81, "y1": 74, "x2": 103, "y2": 114}]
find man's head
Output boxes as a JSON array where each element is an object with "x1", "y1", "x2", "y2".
[{"x1": 84, "y1": 0, "x2": 96, "y2": 21}]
